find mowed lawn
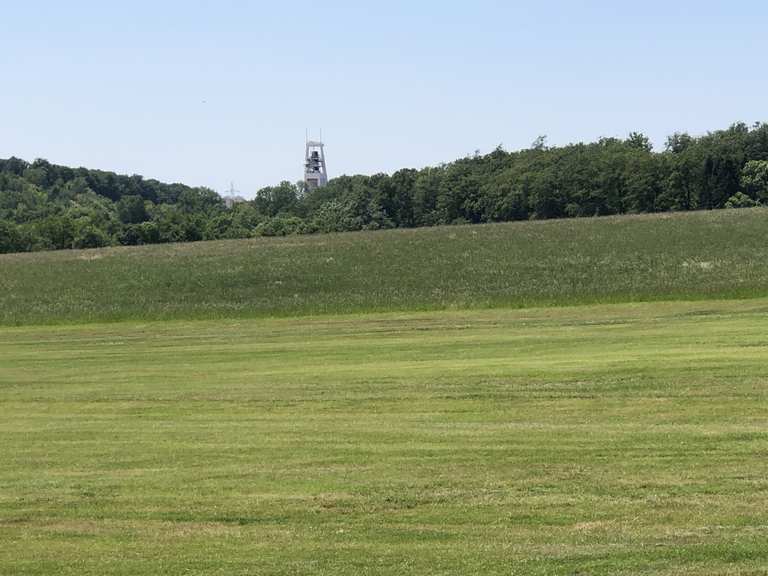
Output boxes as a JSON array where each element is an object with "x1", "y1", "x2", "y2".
[{"x1": 1, "y1": 299, "x2": 768, "y2": 575}]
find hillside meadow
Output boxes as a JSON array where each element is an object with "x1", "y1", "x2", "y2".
[
  {"x1": 2, "y1": 208, "x2": 768, "y2": 326},
  {"x1": 2, "y1": 209, "x2": 768, "y2": 574}
]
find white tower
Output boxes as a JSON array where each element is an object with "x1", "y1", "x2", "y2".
[{"x1": 304, "y1": 135, "x2": 328, "y2": 190}]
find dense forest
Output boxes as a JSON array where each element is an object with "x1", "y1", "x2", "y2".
[{"x1": 2, "y1": 122, "x2": 768, "y2": 254}]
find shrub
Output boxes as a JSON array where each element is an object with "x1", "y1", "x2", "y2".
[{"x1": 724, "y1": 192, "x2": 759, "y2": 209}]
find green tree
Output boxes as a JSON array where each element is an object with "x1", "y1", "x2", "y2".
[
  {"x1": 36, "y1": 215, "x2": 76, "y2": 250},
  {"x1": 117, "y1": 195, "x2": 150, "y2": 224},
  {"x1": 725, "y1": 192, "x2": 759, "y2": 209},
  {"x1": 254, "y1": 181, "x2": 300, "y2": 217},
  {"x1": 0, "y1": 220, "x2": 23, "y2": 253},
  {"x1": 73, "y1": 219, "x2": 111, "y2": 249},
  {"x1": 740, "y1": 160, "x2": 768, "y2": 202}
]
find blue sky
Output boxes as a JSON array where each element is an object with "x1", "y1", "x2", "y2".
[{"x1": 1, "y1": 1, "x2": 766, "y2": 197}]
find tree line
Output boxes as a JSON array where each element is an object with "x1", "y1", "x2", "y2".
[{"x1": 2, "y1": 122, "x2": 768, "y2": 254}]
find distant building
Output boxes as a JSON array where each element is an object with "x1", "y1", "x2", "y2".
[
  {"x1": 223, "y1": 195, "x2": 246, "y2": 209},
  {"x1": 304, "y1": 139, "x2": 328, "y2": 190},
  {"x1": 222, "y1": 181, "x2": 246, "y2": 209}
]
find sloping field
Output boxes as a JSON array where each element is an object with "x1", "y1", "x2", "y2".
[
  {"x1": 2, "y1": 210, "x2": 768, "y2": 574},
  {"x1": 2, "y1": 208, "x2": 768, "y2": 326},
  {"x1": 1, "y1": 300, "x2": 768, "y2": 575}
]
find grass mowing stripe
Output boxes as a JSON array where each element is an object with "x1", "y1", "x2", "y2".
[{"x1": 1, "y1": 299, "x2": 767, "y2": 574}]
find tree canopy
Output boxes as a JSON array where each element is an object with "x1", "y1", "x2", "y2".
[{"x1": 1, "y1": 122, "x2": 767, "y2": 254}]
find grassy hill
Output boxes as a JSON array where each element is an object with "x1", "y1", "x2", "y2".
[
  {"x1": 2, "y1": 207, "x2": 768, "y2": 325},
  {"x1": 3, "y1": 208, "x2": 768, "y2": 574}
]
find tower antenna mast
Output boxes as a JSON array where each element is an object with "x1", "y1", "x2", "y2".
[{"x1": 304, "y1": 130, "x2": 328, "y2": 190}]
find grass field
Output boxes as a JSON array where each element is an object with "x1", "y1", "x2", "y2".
[
  {"x1": 3, "y1": 208, "x2": 768, "y2": 326},
  {"x1": 2, "y1": 210, "x2": 768, "y2": 574},
  {"x1": 2, "y1": 299, "x2": 768, "y2": 575}
]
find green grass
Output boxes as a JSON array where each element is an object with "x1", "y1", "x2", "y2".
[
  {"x1": 3, "y1": 210, "x2": 768, "y2": 573},
  {"x1": 3, "y1": 208, "x2": 768, "y2": 326},
  {"x1": 2, "y1": 299, "x2": 768, "y2": 575}
]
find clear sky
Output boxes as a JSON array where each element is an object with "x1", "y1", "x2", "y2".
[{"x1": 1, "y1": 1, "x2": 766, "y2": 197}]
